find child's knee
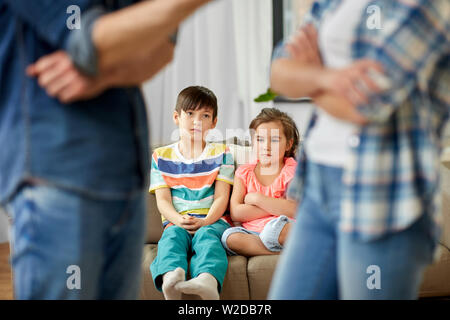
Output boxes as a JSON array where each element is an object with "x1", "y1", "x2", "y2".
[
  {"x1": 162, "y1": 225, "x2": 190, "y2": 241},
  {"x1": 278, "y1": 222, "x2": 291, "y2": 245},
  {"x1": 194, "y1": 224, "x2": 217, "y2": 239},
  {"x1": 225, "y1": 233, "x2": 244, "y2": 250}
]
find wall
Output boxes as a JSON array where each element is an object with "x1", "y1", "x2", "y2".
[
  {"x1": 273, "y1": 101, "x2": 314, "y2": 137},
  {"x1": 142, "y1": 0, "x2": 273, "y2": 148}
]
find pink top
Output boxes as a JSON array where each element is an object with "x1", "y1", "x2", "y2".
[{"x1": 235, "y1": 157, "x2": 298, "y2": 232}]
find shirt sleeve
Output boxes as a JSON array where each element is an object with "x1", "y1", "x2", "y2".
[
  {"x1": 234, "y1": 165, "x2": 249, "y2": 184},
  {"x1": 5, "y1": 0, "x2": 106, "y2": 76},
  {"x1": 66, "y1": 5, "x2": 106, "y2": 76},
  {"x1": 302, "y1": 0, "x2": 334, "y2": 28},
  {"x1": 354, "y1": 0, "x2": 450, "y2": 123},
  {"x1": 149, "y1": 153, "x2": 169, "y2": 193},
  {"x1": 216, "y1": 147, "x2": 235, "y2": 185}
]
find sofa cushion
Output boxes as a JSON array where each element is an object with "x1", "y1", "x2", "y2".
[
  {"x1": 247, "y1": 255, "x2": 279, "y2": 300},
  {"x1": 439, "y1": 165, "x2": 450, "y2": 248},
  {"x1": 419, "y1": 244, "x2": 450, "y2": 297},
  {"x1": 227, "y1": 144, "x2": 253, "y2": 168},
  {"x1": 220, "y1": 256, "x2": 250, "y2": 300}
]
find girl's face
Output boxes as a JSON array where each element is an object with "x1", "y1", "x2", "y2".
[{"x1": 253, "y1": 121, "x2": 293, "y2": 167}]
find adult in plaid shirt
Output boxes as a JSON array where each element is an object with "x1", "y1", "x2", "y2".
[{"x1": 268, "y1": 0, "x2": 449, "y2": 299}]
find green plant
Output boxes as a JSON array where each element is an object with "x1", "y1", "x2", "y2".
[{"x1": 254, "y1": 88, "x2": 278, "y2": 102}]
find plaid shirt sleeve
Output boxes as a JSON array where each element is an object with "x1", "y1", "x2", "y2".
[
  {"x1": 354, "y1": 0, "x2": 450, "y2": 123},
  {"x1": 303, "y1": 0, "x2": 335, "y2": 27}
]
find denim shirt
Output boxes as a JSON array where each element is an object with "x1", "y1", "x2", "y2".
[{"x1": 0, "y1": 0, "x2": 149, "y2": 203}]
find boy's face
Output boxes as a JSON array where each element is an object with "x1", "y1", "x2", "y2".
[{"x1": 173, "y1": 106, "x2": 217, "y2": 142}]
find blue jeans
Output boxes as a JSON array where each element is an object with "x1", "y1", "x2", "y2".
[
  {"x1": 269, "y1": 162, "x2": 436, "y2": 300},
  {"x1": 5, "y1": 184, "x2": 147, "y2": 299}
]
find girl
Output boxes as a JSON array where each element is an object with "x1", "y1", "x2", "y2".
[{"x1": 221, "y1": 108, "x2": 299, "y2": 256}]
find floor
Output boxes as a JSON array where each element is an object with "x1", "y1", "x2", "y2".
[{"x1": 0, "y1": 242, "x2": 13, "y2": 300}]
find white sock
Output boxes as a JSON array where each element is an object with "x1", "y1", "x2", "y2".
[
  {"x1": 162, "y1": 267, "x2": 185, "y2": 300},
  {"x1": 175, "y1": 272, "x2": 220, "y2": 300}
]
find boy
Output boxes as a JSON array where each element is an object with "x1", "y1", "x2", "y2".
[{"x1": 149, "y1": 86, "x2": 234, "y2": 300}]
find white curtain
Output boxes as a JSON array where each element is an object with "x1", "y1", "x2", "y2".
[{"x1": 142, "y1": 0, "x2": 273, "y2": 147}]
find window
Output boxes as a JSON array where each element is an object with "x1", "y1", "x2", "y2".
[
  {"x1": 272, "y1": 0, "x2": 315, "y2": 101},
  {"x1": 273, "y1": 0, "x2": 315, "y2": 46}
]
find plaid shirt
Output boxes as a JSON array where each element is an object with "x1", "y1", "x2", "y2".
[{"x1": 285, "y1": 0, "x2": 450, "y2": 242}]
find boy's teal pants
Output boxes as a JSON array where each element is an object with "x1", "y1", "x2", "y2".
[{"x1": 150, "y1": 219, "x2": 230, "y2": 292}]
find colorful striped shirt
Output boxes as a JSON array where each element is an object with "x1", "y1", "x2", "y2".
[
  {"x1": 281, "y1": 0, "x2": 449, "y2": 243},
  {"x1": 149, "y1": 142, "x2": 235, "y2": 227}
]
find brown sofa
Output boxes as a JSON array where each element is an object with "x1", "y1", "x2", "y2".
[{"x1": 140, "y1": 144, "x2": 450, "y2": 299}]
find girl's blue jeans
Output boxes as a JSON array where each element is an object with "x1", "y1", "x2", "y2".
[{"x1": 269, "y1": 161, "x2": 436, "y2": 300}]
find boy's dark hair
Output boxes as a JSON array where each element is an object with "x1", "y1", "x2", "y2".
[
  {"x1": 249, "y1": 108, "x2": 300, "y2": 158},
  {"x1": 175, "y1": 86, "x2": 218, "y2": 120}
]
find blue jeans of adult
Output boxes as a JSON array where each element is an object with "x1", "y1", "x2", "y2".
[
  {"x1": 269, "y1": 161, "x2": 436, "y2": 300},
  {"x1": 5, "y1": 183, "x2": 147, "y2": 299}
]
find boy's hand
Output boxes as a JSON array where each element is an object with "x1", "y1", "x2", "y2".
[{"x1": 179, "y1": 215, "x2": 205, "y2": 234}]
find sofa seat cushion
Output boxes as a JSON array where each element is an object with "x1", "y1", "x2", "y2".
[
  {"x1": 247, "y1": 255, "x2": 279, "y2": 299},
  {"x1": 221, "y1": 255, "x2": 250, "y2": 300},
  {"x1": 419, "y1": 244, "x2": 450, "y2": 297}
]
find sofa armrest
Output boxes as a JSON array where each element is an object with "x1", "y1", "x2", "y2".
[
  {"x1": 440, "y1": 165, "x2": 450, "y2": 249},
  {"x1": 145, "y1": 193, "x2": 163, "y2": 244}
]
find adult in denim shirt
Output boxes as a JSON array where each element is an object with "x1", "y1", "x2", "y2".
[{"x1": 0, "y1": 0, "x2": 211, "y2": 299}]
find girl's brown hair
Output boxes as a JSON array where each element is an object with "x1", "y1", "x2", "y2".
[
  {"x1": 175, "y1": 86, "x2": 218, "y2": 120},
  {"x1": 249, "y1": 108, "x2": 300, "y2": 158}
]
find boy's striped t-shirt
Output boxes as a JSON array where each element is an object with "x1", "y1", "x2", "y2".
[{"x1": 149, "y1": 142, "x2": 235, "y2": 227}]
